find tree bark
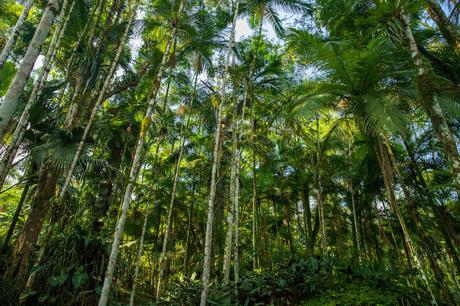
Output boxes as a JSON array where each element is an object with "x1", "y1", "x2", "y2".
[
  {"x1": 402, "y1": 13, "x2": 460, "y2": 192},
  {"x1": 0, "y1": 0, "x2": 72, "y2": 191},
  {"x1": 129, "y1": 202, "x2": 150, "y2": 306},
  {"x1": 425, "y1": 0, "x2": 460, "y2": 56},
  {"x1": 4, "y1": 170, "x2": 57, "y2": 295},
  {"x1": 0, "y1": 0, "x2": 59, "y2": 139}
]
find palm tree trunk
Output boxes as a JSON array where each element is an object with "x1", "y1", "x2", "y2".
[
  {"x1": 315, "y1": 119, "x2": 327, "y2": 254},
  {"x1": 128, "y1": 202, "x2": 150, "y2": 306},
  {"x1": 0, "y1": 0, "x2": 34, "y2": 69},
  {"x1": 24, "y1": 217, "x2": 54, "y2": 290},
  {"x1": 0, "y1": 0, "x2": 72, "y2": 191},
  {"x1": 251, "y1": 107, "x2": 258, "y2": 270},
  {"x1": 156, "y1": 72, "x2": 197, "y2": 300},
  {"x1": 1, "y1": 177, "x2": 31, "y2": 254},
  {"x1": 0, "y1": 0, "x2": 60, "y2": 139},
  {"x1": 375, "y1": 139, "x2": 438, "y2": 305},
  {"x1": 200, "y1": 2, "x2": 239, "y2": 304},
  {"x1": 386, "y1": 140, "x2": 456, "y2": 304},
  {"x1": 183, "y1": 170, "x2": 197, "y2": 277},
  {"x1": 59, "y1": 1, "x2": 137, "y2": 199},
  {"x1": 425, "y1": 0, "x2": 460, "y2": 56},
  {"x1": 223, "y1": 110, "x2": 238, "y2": 284},
  {"x1": 98, "y1": 22, "x2": 178, "y2": 306},
  {"x1": 4, "y1": 170, "x2": 57, "y2": 294},
  {"x1": 402, "y1": 13, "x2": 460, "y2": 192},
  {"x1": 349, "y1": 183, "x2": 361, "y2": 263}
]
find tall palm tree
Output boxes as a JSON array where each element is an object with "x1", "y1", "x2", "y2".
[
  {"x1": 0, "y1": 0, "x2": 62, "y2": 140},
  {"x1": 0, "y1": 0, "x2": 34, "y2": 69},
  {"x1": 98, "y1": 1, "x2": 187, "y2": 304}
]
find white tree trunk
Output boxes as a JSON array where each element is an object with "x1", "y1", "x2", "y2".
[
  {"x1": 222, "y1": 117, "x2": 237, "y2": 284},
  {"x1": 129, "y1": 202, "x2": 150, "y2": 306},
  {"x1": 156, "y1": 73, "x2": 197, "y2": 300},
  {"x1": 0, "y1": 0, "x2": 34, "y2": 69},
  {"x1": 0, "y1": 0, "x2": 71, "y2": 191},
  {"x1": 0, "y1": 0, "x2": 59, "y2": 139},
  {"x1": 59, "y1": 1, "x2": 137, "y2": 199},
  {"x1": 200, "y1": 2, "x2": 239, "y2": 304},
  {"x1": 98, "y1": 26, "x2": 177, "y2": 306}
]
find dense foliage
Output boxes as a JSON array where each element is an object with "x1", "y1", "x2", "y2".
[{"x1": 0, "y1": 0, "x2": 460, "y2": 305}]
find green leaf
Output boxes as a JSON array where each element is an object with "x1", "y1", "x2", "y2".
[
  {"x1": 48, "y1": 273, "x2": 68, "y2": 287},
  {"x1": 0, "y1": 61, "x2": 16, "y2": 95},
  {"x1": 72, "y1": 270, "x2": 89, "y2": 289}
]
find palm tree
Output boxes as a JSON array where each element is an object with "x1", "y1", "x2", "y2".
[
  {"x1": 155, "y1": 7, "x2": 223, "y2": 300},
  {"x1": 0, "y1": 0, "x2": 34, "y2": 69},
  {"x1": 0, "y1": 0, "x2": 62, "y2": 140},
  {"x1": 98, "y1": 1, "x2": 186, "y2": 304},
  {"x1": 200, "y1": 1, "x2": 239, "y2": 304},
  {"x1": 0, "y1": 0, "x2": 74, "y2": 192}
]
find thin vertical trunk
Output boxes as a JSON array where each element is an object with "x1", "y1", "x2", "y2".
[
  {"x1": 0, "y1": 0, "x2": 34, "y2": 69},
  {"x1": 0, "y1": 0, "x2": 71, "y2": 191},
  {"x1": 386, "y1": 140, "x2": 456, "y2": 305},
  {"x1": 251, "y1": 108, "x2": 258, "y2": 270},
  {"x1": 129, "y1": 202, "x2": 150, "y2": 306},
  {"x1": 59, "y1": 1, "x2": 137, "y2": 198},
  {"x1": 425, "y1": 0, "x2": 460, "y2": 56},
  {"x1": 24, "y1": 216, "x2": 54, "y2": 290},
  {"x1": 4, "y1": 170, "x2": 57, "y2": 294},
  {"x1": 184, "y1": 171, "x2": 197, "y2": 277},
  {"x1": 315, "y1": 119, "x2": 327, "y2": 254},
  {"x1": 0, "y1": 0, "x2": 72, "y2": 193},
  {"x1": 156, "y1": 72, "x2": 197, "y2": 300},
  {"x1": 223, "y1": 105, "x2": 238, "y2": 284},
  {"x1": 375, "y1": 139, "x2": 438, "y2": 305},
  {"x1": 302, "y1": 182, "x2": 313, "y2": 254},
  {"x1": 200, "y1": 1, "x2": 239, "y2": 304},
  {"x1": 402, "y1": 13, "x2": 460, "y2": 192},
  {"x1": 98, "y1": 17, "x2": 179, "y2": 306},
  {"x1": 1, "y1": 179, "x2": 31, "y2": 254},
  {"x1": 350, "y1": 184, "x2": 361, "y2": 263},
  {"x1": 0, "y1": 0, "x2": 60, "y2": 139}
]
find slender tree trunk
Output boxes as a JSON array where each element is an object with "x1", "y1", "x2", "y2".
[
  {"x1": 375, "y1": 139, "x2": 438, "y2": 305},
  {"x1": 200, "y1": 1, "x2": 239, "y2": 304},
  {"x1": 251, "y1": 108, "x2": 258, "y2": 270},
  {"x1": 0, "y1": 0, "x2": 60, "y2": 139},
  {"x1": 315, "y1": 119, "x2": 327, "y2": 254},
  {"x1": 1, "y1": 179, "x2": 31, "y2": 254},
  {"x1": 98, "y1": 20, "x2": 178, "y2": 306},
  {"x1": 223, "y1": 109, "x2": 238, "y2": 284},
  {"x1": 184, "y1": 172, "x2": 197, "y2": 277},
  {"x1": 156, "y1": 73, "x2": 197, "y2": 300},
  {"x1": 59, "y1": 1, "x2": 137, "y2": 199},
  {"x1": 425, "y1": 0, "x2": 460, "y2": 56},
  {"x1": 302, "y1": 182, "x2": 313, "y2": 254},
  {"x1": 386, "y1": 140, "x2": 456, "y2": 305},
  {"x1": 402, "y1": 13, "x2": 460, "y2": 192},
  {"x1": 0, "y1": 0, "x2": 71, "y2": 190},
  {"x1": 24, "y1": 216, "x2": 54, "y2": 290},
  {"x1": 4, "y1": 170, "x2": 57, "y2": 295},
  {"x1": 0, "y1": 0, "x2": 34, "y2": 69},
  {"x1": 349, "y1": 184, "x2": 361, "y2": 263},
  {"x1": 129, "y1": 202, "x2": 150, "y2": 306}
]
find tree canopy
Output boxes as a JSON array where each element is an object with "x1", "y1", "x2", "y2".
[{"x1": 0, "y1": 0, "x2": 460, "y2": 305}]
